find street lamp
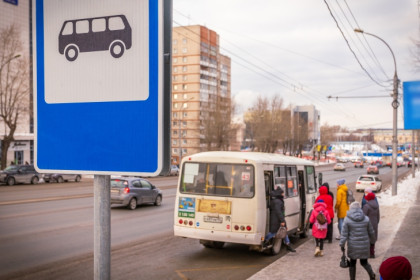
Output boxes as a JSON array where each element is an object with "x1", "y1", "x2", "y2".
[{"x1": 354, "y1": 28, "x2": 399, "y2": 196}]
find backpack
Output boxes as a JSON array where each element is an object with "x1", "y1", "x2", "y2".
[
  {"x1": 315, "y1": 211, "x2": 328, "y2": 230},
  {"x1": 316, "y1": 210, "x2": 327, "y2": 225},
  {"x1": 346, "y1": 189, "x2": 355, "y2": 205}
]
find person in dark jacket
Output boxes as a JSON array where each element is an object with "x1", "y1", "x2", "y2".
[
  {"x1": 266, "y1": 187, "x2": 296, "y2": 252},
  {"x1": 362, "y1": 192, "x2": 380, "y2": 258},
  {"x1": 316, "y1": 183, "x2": 334, "y2": 243},
  {"x1": 361, "y1": 187, "x2": 379, "y2": 208},
  {"x1": 339, "y1": 201, "x2": 376, "y2": 280}
]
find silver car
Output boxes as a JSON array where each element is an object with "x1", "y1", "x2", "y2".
[
  {"x1": 110, "y1": 177, "x2": 162, "y2": 210},
  {"x1": 43, "y1": 173, "x2": 82, "y2": 183}
]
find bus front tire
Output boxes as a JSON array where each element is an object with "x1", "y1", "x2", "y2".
[{"x1": 65, "y1": 45, "x2": 78, "y2": 61}]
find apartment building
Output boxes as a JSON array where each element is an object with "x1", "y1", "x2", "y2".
[{"x1": 171, "y1": 25, "x2": 231, "y2": 165}]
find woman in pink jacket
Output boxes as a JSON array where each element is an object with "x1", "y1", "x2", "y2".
[{"x1": 310, "y1": 200, "x2": 332, "y2": 257}]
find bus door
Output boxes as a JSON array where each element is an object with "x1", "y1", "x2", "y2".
[
  {"x1": 298, "y1": 170, "x2": 306, "y2": 230},
  {"x1": 264, "y1": 171, "x2": 273, "y2": 233}
]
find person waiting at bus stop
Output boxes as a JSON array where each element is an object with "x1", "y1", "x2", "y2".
[{"x1": 265, "y1": 186, "x2": 296, "y2": 252}]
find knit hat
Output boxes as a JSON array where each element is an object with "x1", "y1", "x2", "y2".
[
  {"x1": 337, "y1": 179, "x2": 345, "y2": 185},
  {"x1": 365, "y1": 192, "x2": 376, "y2": 201},
  {"x1": 379, "y1": 256, "x2": 412, "y2": 280},
  {"x1": 365, "y1": 187, "x2": 373, "y2": 193},
  {"x1": 350, "y1": 201, "x2": 361, "y2": 209}
]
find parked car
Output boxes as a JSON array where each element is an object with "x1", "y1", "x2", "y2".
[
  {"x1": 354, "y1": 161, "x2": 364, "y2": 168},
  {"x1": 110, "y1": 177, "x2": 162, "y2": 210},
  {"x1": 169, "y1": 165, "x2": 179, "y2": 176},
  {"x1": 0, "y1": 164, "x2": 40, "y2": 186},
  {"x1": 407, "y1": 160, "x2": 418, "y2": 168},
  {"x1": 43, "y1": 173, "x2": 82, "y2": 183},
  {"x1": 334, "y1": 163, "x2": 346, "y2": 171},
  {"x1": 367, "y1": 165, "x2": 379, "y2": 174},
  {"x1": 356, "y1": 175, "x2": 382, "y2": 192}
]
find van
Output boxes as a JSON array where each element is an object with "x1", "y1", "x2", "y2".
[{"x1": 58, "y1": 15, "x2": 132, "y2": 61}]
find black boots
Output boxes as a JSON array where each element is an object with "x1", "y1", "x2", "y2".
[
  {"x1": 349, "y1": 266, "x2": 356, "y2": 280},
  {"x1": 362, "y1": 263, "x2": 376, "y2": 280},
  {"x1": 285, "y1": 243, "x2": 296, "y2": 252}
]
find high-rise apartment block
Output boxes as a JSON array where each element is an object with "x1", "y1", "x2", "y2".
[{"x1": 171, "y1": 25, "x2": 231, "y2": 165}]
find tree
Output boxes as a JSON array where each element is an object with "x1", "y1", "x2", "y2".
[
  {"x1": 245, "y1": 95, "x2": 289, "y2": 153},
  {"x1": 0, "y1": 24, "x2": 29, "y2": 169},
  {"x1": 201, "y1": 95, "x2": 236, "y2": 151}
]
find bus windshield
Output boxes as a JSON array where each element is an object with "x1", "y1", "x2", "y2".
[{"x1": 180, "y1": 162, "x2": 255, "y2": 198}]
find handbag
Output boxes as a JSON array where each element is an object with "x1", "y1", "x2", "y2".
[
  {"x1": 340, "y1": 249, "x2": 350, "y2": 268},
  {"x1": 275, "y1": 226, "x2": 287, "y2": 239}
]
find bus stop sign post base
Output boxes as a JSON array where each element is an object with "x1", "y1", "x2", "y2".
[{"x1": 94, "y1": 175, "x2": 111, "y2": 280}]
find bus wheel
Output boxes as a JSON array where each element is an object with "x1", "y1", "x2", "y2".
[
  {"x1": 271, "y1": 238, "x2": 282, "y2": 255},
  {"x1": 110, "y1": 41, "x2": 125, "y2": 58},
  {"x1": 212, "y1": 241, "x2": 225, "y2": 249},
  {"x1": 65, "y1": 45, "x2": 78, "y2": 61}
]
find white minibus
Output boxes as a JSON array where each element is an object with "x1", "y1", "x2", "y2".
[{"x1": 173, "y1": 151, "x2": 323, "y2": 255}]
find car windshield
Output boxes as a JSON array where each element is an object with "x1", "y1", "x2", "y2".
[
  {"x1": 359, "y1": 176, "x2": 374, "y2": 181},
  {"x1": 111, "y1": 179, "x2": 129, "y2": 188},
  {"x1": 4, "y1": 166, "x2": 18, "y2": 172}
]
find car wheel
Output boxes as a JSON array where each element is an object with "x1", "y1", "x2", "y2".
[
  {"x1": 45, "y1": 180, "x2": 50, "y2": 183},
  {"x1": 57, "y1": 176, "x2": 64, "y2": 183},
  {"x1": 128, "y1": 198, "x2": 137, "y2": 210},
  {"x1": 7, "y1": 177, "x2": 15, "y2": 186},
  {"x1": 31, "y1": 176, "x2": 39, "y2": 184},
  {"x1": 110, "y1": 41, "x2": 125, "y2": 58},
  {"x1": 75, "y1": 175, "x2": 81, "y2": 182},
  {"x1": 65, "y1": 45, "x2": 78, "y2": 61},
  {"x1": 154, "y1": 195, "x2": 162, "y2": 206}
]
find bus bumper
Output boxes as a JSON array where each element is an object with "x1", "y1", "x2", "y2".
[{"x1": 173, "y1": 226, "x2": 263, "y2": 245}]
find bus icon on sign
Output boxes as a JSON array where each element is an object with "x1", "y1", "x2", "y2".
[{"x1": 58, "y1": 15, "x2": 132, "y2": 62}]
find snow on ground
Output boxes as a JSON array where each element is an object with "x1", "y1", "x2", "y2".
[{"x1": 377, "y1": 170, "x2": 420, "y2": 207}]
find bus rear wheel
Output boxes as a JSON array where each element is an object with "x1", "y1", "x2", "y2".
[
  {"x1": 110, "y1": 41, "x2": 125, "y2": 58},
  {"x1": 200, "y1": 240, "x2": 225, "y2": 249}
]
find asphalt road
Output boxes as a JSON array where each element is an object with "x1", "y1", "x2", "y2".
[{"x1": 0, "y1": 165, "x2": 412, "y2": 280}]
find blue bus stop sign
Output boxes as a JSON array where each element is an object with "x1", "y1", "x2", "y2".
[
  {"x1": 33, "y1": 0, "x2": 170, "y2": 176},
  {"x1": 403, "y1": 81, "x2": 420, "y2": 130}
]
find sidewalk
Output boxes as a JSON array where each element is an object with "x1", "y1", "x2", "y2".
[{"x1": 249, "y1": 177, "x2": 420, "y2": 280}]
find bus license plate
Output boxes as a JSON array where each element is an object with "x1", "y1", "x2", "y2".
[{"x1": 204, "y1": 216, "x2": 223, "y2": 223}]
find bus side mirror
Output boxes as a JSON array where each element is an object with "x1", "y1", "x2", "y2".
[{"x1": 318, "y1": 173, "x2": 323, "y2": 187}]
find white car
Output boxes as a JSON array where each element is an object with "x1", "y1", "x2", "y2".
[{"x1": 356, "y1": 175, "x2": 382, "y2": 192}]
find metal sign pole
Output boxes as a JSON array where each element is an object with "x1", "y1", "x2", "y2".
[
  {"x1": 94, "y1": 175, "x2": 111, "y2": 280},
  {"x1": 413, "y1": 131, "x2": 416, "y2": 178}
]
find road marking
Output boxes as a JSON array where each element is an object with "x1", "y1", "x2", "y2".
[
  {"x1": 175, "y1": 265, "x2": 264, "y2": 280},
  {"x1": 0, "y1": 194, "x2": 93, "y2": 205}
]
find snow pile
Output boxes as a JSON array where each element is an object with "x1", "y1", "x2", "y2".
[{"x1": 377, "y1": 171, "x2": 420, "y2": 207}]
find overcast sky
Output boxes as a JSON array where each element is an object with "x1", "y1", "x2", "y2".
[{"x1": 173, "y1": 0, "x2": 419, "y2": 130}]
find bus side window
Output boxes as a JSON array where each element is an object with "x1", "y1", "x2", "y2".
[
  {"x1": 92, "y1": 18, "x2": 106, "y2": 32},
  {"x1": 76, "y1": 20, "x2": 89, "y2": 34},
  {"x1": 109, "y1": 16, "x2": 125, "y2": 30}
]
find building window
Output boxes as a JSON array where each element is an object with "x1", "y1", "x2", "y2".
[
  {"x1": 173, "y1": 57, "x2": 178, "y2": 63},
  {"x1": 183, "y1": 112, "x2": 188, "y2": 118},
  {"x1": 173, "y1": 130, "x2": 178, "y2": 136},
  {"x1": 173, "y1": 75, "x2": 177, "y2": 81},
  {"x1": 173, "y1": 39, "x2": 177, "y2": 45},
  {"x1": 182, "y1": 148, "x2": 187, "y2": 154},
  {"x1": 173, "y1": 148, "x2": 178, "y2": 154},
  {"x1": 183, "y1": 103, "x2": 188, "y2": 109},
  {"x1": 182, "y1": 48, "x2": 187, "y2": 53},
  {"x1": 173, "y1": 139, "x2": 177, "y2": 145},
  {"x1": 182, "y1": 84, "x2": 188, "y2": 90},
  {"x1": 173, "y1": 103, "x2": 178, "y2": 109},
  {"x1": 183, "y1": 75, "x2": 187, "y2": 81},
  {"x1": 183, "y1": 94, "x2": 188, "y2": 99},
  {"x1": 182, "y1": 66, "x2": 187, "y2": 72},
  {"x1": 173, "y1": 85, "x2": 178, "y2": 91},
  {"x1": 183, "y1": 139, "x2": 187, "y2": 145},
  {"x1": 173, "y1": 121, "x2": 178, "y2": 126},
  {"x1": 173, "y1": 112, "x2": 178, "y2": 118},
  {"x1": 173, "y1": 67, "x2": 178, "y2": 73},
  {"x1": 174, "y1": 94, "x2": 178, "y2": 99},
  {"x1": 183, "y1": 57, "x2": 187, "y2": 63},
  {"x1": 173, "y1": 48, "x2": 177, "y2": 54},
  {"x1": 182, "y1": 121, "x2": 187, "y2": 127},
  {"x1": 182, "y1": 38, "x2": 187, "y2": 44}
]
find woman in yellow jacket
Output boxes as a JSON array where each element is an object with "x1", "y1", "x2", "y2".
[{"x1": 335, "y1": 178, "x2": 349, "y2": 239}]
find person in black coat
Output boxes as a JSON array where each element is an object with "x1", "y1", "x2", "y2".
[
  {"x1": 267, "y1": 187, "x2": 296, "y2": 252},
  {"x1": 322, "y1": 182, "x2": 334, "y2": 243}
]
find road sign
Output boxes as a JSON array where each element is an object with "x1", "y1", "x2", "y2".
[
  {"x1": 33, "y1": 0, "x2": 171, "y2": 176},
  {"x1": 403, "y1": 80, "x2": 420, "y2": 130}
]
